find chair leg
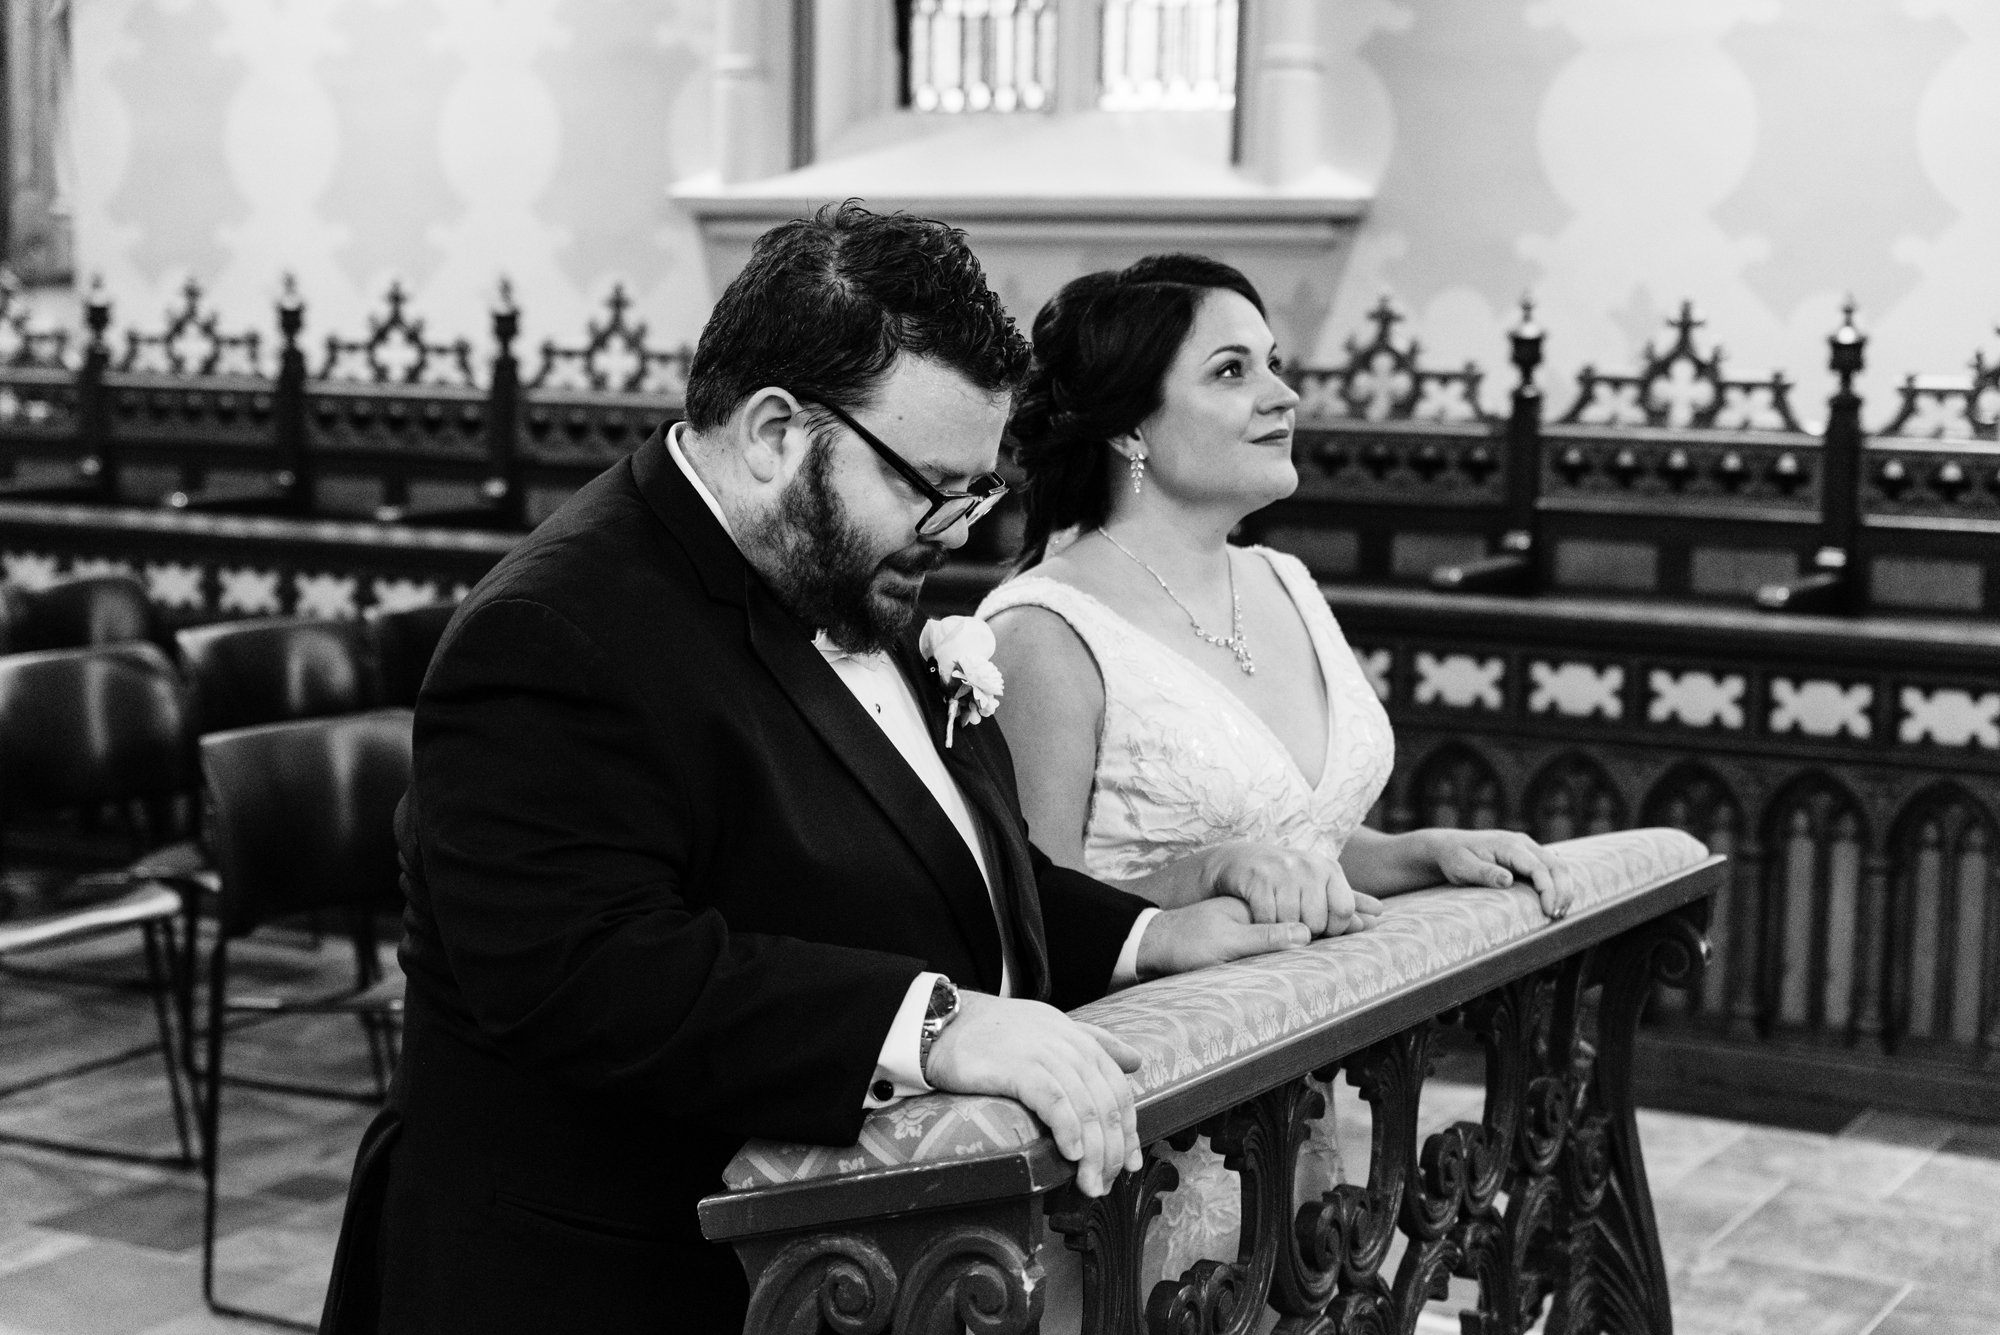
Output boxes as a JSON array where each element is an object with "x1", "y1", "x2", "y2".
[
  {"x1": 179, "y1": 891, "x2": 202, "y2": 1087},
  {"x1": 201, "y1": 935, "x2": 228, "y2": 1311},
  {"x1": 349, "y1": 913, "x2": 391, "y2": 1096},
  {"x1": 194, "y1": 934, "x2": 323, "y2": 1333},
  {"x1": 359, "y1": 1014, "x2": 389, "y2": 1100},
  {"x1": 140, "y1": 922, "x2": 196, "y2": 1167},
  {"x1": 0, "y1": 923, "x2": 205, "y2": 1169}
]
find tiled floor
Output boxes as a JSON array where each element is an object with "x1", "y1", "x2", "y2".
[{"x1": 2, "y1": 930, "x2": 1997, "y2": 1335}]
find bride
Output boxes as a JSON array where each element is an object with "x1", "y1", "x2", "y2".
[{"x1": 978, "y1": 255, "x2": 1576, "y2": 1309}]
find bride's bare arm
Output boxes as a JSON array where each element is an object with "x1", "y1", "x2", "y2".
[
  {"x1": 987, "y1": 606, "x2": 1232, "y2": 907},
  {"x1": 989, "y1": 605, "x2": 1378, "y2": 926},
  {"x1": 1341, "y1": 826, "x2": 1578, "y2": 917},
  {"x1": 988, "y1": 605, "x2": 1107, "y2": 873}
]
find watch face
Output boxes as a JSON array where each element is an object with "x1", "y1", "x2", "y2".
[{"x1": 927, "y1": 978, "x2": 957, "y2": 1023}]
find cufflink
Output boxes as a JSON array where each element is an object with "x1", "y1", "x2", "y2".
[{"x1": 871, "y1": 1080, "x2": 895, "y2": 1103}]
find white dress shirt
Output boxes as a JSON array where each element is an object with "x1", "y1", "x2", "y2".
[{"x1": 665, "y1": 424, "x2": 1155, "y2": 1106}]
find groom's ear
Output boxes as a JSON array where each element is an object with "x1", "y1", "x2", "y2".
[{"x1": 738, "y1": 387, "x2": 807, "y2": 485}]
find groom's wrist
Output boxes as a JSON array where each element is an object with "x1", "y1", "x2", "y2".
[{"x1": 866, "y1": 971, "x2": 943, "y2": 1108}]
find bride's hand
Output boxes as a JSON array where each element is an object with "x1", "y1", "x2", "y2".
[
  {"x1": 1421, "y1": 828, "x2": 1577, "y2": 919},
  {"x1": 1135, "y1": 896, "x2": 1309, "y2": 979},
  {"x1": 1203, "y1": 842, "x2": 1382, "y2": 937}
]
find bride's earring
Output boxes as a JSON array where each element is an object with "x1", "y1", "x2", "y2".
[{"x1": 1128, "y1": 452, "x2": 1146, "y2": 496}]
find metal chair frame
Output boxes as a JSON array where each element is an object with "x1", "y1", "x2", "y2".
[
  {"x1": 0, "y1": 643, "x2": 201, "y2": 1169},
  {"x1": 0, "y1": 896, "x2": 196, "y2": 1169},
  {"x1": 194, "y1": 710, "x2": 410, "y2": 1330}
]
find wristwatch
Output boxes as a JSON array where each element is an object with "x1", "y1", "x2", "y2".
[{"x1": 918, "y1": 976, "x2": 961, "y2": 1083}]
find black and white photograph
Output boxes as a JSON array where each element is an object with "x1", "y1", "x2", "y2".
[{"x1": 0, "y1": 1, "x2": 1995, "y2": 1331}]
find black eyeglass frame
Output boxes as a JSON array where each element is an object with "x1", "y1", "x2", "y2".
[{"x1": 803, "y1": 397, "x2": 1009, "y2": 539}]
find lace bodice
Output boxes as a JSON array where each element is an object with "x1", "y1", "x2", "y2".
[{"x1": 978, "y1": 546, "x2": 1396, "y2": 892}]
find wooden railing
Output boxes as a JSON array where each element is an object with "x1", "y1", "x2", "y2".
[
  {"x1": 701, "y1": 830, "x2": 1720, "y2": 1334},
  {"x1": 1249, "y1": 295, "x2": 2000, "y2": 621},
  {"x1": 3, "y1": 274, "x2": 1995, "y2": 618},
  {"x1": 0, "y1": 277, "x2": 685, "y2": 539}
]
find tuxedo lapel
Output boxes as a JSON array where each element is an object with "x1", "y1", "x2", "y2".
[
  {"x1": 744, "y1": 596, "x2": 1007, "y2": 994},
  {"x1": 634, "y1": 427, "x2": 1009, "y2": 993},
  {"x1": 893, "y1": 641, "x2": 1052, "y2": 1004}
]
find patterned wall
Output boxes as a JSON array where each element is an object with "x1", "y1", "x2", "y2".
[
  {"x1": 71, "y1": 0, "x2": 2000, "y2": 414},
  {"x1": 74, "y1": 0, "x2": 717, "y2": 354}
]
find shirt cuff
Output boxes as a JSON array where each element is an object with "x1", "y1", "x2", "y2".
[
  {"x1": 865, "y1": 971, "x2": 943, "y2": 1108},
  {"x1": 1108, "y1": 907, "x2": 1160, "y2": 992}
]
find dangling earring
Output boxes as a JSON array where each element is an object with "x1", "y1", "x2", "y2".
[{"x1": 1128, "y1": 452, "x2": 1146, "y2": 496}]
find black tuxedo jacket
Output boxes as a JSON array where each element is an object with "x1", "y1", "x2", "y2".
[{"x1": 320, "y1": 425, "x2": 1149, "y2": 1334}]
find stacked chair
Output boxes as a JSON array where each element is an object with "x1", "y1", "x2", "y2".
[
  {"x1": 197, "y1": 708, "x2": 410, "y2": 1327},
  {"x1": 366, "y1": 600, "x2": 456, "y2": 708},
  {"x1": 0, "y1": 573, "x2": 157, "y2": 654},
  {"x1": 0, "y1": 569, "x2": 457, "y2": 1328},
  {"x1": 170, "y1": 607, "x2": 442, "y2": 1325},
  {"x1": 0, "y1": 638, "x2": 198, "y2": 1166}
]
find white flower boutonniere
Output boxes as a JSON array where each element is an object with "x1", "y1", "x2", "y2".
[{"x1": 920, "y1": 616, "x2": 1004, "y2": 748}]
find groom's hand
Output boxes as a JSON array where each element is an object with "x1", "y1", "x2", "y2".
[
  {"x1": 924, "y1": 992, "x2": 1144, "y2": 1198},
  {"x1": 1202, "y1": 842, "x2": 1382, "y2": 936},
  {"x1": 1135, "y1": 896, "x2": 1311, "y2": 980}
]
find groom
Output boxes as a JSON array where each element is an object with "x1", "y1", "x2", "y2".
[{"x1": 319, "y1": 203, "x2": 1312, "y2": 1334}]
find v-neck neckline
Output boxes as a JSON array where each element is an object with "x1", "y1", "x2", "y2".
[{"x1": 1024, "y1": 548, "x2": 1337, "y2": 793}]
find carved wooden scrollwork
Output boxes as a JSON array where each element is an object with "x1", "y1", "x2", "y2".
[
  {"x1": 1581, "y1": 903, "x2": 1710, "y2": 1335},
  {"x1": 734, "y1": 903, "x2": 1709, "y2": 1335},
  {"x1": 893, "y1": 1224, "x2": 1044, "y2": 1335},
  {"x1": 741, "y1": 1233, "x2": 898, "y2": 1335},
  {"x1": 1046, "y1": 1145, "x2": 1182, "y2": 1334}
]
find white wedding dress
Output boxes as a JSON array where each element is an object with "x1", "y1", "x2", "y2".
[{"x1": 978, "y1": 545, "x2": 1396, "y2": 1320}]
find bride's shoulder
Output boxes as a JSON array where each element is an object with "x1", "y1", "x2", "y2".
[
  {"x1": 1238, "y1": 541, "x2": 1314, "y2": 585},
  {"x1": 980, "y1": 584, "x2": 1106, "y2": 713},
  {"x1": 978, "y1": 550, "x2": 1118, "y2": 618}
]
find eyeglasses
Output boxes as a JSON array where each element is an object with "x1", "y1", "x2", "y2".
[{"x1": 804, "y1": 398, "x2": 1009, "y2": 540}]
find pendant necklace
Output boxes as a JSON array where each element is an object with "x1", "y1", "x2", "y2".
[{"x1": 1097, "y1": 527, "x2": 1255, "y2": 675}]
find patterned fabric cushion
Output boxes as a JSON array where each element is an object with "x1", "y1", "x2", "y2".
[{"x1": 719, "y1": 827, "x2": 1708, "y2": 1192}]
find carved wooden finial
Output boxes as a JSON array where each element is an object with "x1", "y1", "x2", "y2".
[
  {"x1": 1509, "y1": 293, "x2": 1544, "y2": 389},
  {"x1": 1828, "y1": 296, "x2": 1865, "y2": 385},
  {"x1": 492, "y1": 276, "x2": 520, "y2": 350},
  {"x1": 1367, "y1": 293, "x2": 1402, "y2": 343},
  {"x1": 85, "y1": 274, "x2": 111, "y2": 338},
  {"x1": 1669, "y1": 300, "x2": 1705, "y2": 341},
  {"x1": 278, "y1": 273, "x2": 304, "y2": 342}
]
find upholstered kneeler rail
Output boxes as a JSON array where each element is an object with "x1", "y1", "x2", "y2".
[{"x1": 702, "y1": 828, "x2": 1722, "y2": 1334}]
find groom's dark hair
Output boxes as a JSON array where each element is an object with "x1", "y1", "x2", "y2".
[{"x1": 684, "y1": 201, "x2": 1031, "y2": 431}]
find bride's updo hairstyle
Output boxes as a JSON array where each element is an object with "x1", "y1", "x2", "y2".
[{"x1": 1009, "y1": 254, "x2": 1266, "y2": 568}]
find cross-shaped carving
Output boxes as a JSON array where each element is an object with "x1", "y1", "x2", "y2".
[
  {"x1": 1654, "y1": 356, "x2": 1716, "y2": 429},
  {"x1": 1348, "y1": 349, "x2": 1411, "y2": 422}
]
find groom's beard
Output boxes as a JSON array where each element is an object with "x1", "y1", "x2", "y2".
[{"x1": 747, "y1": 439, "x2": 949, "y2": 654}]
